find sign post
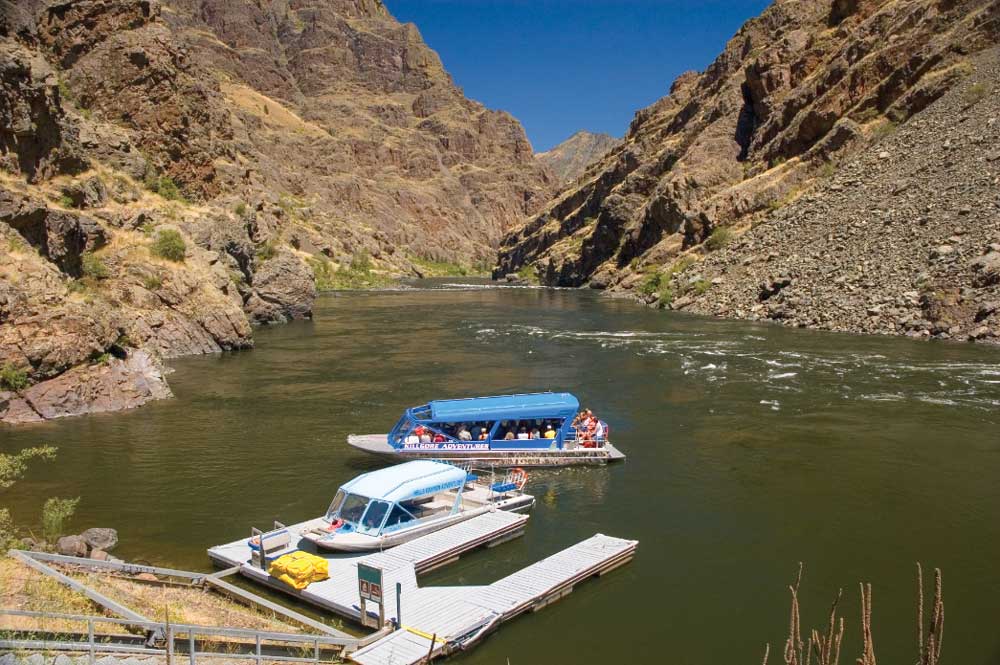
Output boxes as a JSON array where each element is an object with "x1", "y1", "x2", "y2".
[{"x1": 357, "y1": 563, "x2": 384, "y2": 629}]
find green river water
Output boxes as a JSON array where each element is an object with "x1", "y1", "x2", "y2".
[{"x1": 3, "y1": 280, "x2": 1000, "y2": 664}]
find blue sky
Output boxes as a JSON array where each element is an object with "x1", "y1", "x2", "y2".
[{"x1": 384, "y1": 0, "x2": 771, "y2": 152}]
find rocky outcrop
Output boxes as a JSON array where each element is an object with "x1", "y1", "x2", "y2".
[
  {"x1": 245, "y1": 251, "x2": 317, "y2": 325},
  {"x1": 670, "y1": 54, "x2": 1000, "y2": 343},
  {"x1": 536, "y1": 131, "x2": 620, "y2": 186},
  {"x1": 496, "y1": 0, "x2": 1000, "y2": 316}
]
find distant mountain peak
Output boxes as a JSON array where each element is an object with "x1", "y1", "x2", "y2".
[{"x1": 536, "y1": 130, "x2": 620, "y2": 185}]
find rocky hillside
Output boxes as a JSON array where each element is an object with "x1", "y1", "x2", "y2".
[
  {"x1": 496, "y1": 0, "x2": 1000, "y2": 343},
  {"x1": 676, "y1": 52, "x2": 1000, "y2": 343},
  {"x1": 536, "y1": 130, "x2": 620, "y2": 186},
  {"x1": 0, "y1": 0, "x2": 552, "y2": 424}
]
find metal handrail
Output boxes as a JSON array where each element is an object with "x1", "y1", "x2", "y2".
[
  {"x1": 0, "y1": 609, "x2": 352, "y2": 645},
  {"x1": 0, "y1": 608, "x2": 351, "y2": 664}
]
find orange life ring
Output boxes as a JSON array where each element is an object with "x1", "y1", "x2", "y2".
[
  {"x1": 508, "y1": 467, "x2": 528, "y2": 490},
  {"x1": 326, "y1": 519, "x2": 344, "y2": 531}
]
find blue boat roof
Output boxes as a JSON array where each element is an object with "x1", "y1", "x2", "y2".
[
  {"x1": 340, "y1": 461, "x2": 466, "y2": 503},
  {"x1": 426, "y1": 392, "x2": 579, "y2": 422}
]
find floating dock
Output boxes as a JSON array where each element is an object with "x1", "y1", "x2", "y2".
[{"x1": 208, "y1": 511, "x2": 637, "y2": 664}]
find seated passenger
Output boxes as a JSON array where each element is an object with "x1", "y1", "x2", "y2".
[
  {"x1": 543, "y1": 423, "x2": 556, "y2": 439},
  {"x1": 504, "y1": 429, "x2": 516, "y2": 440},
  {"x1": 404, "y1": 432, "x2": 420, "y2": 444},
  {"x1": 478, "y1": 427, "x2": 490, "y2": 441},
  {"x1": 457, "y1": 425, "x2": 472, "y2": 441},
  {"x1": 432, "y1": 432, "x2": 446, "y2": 443},
  {"x1": 517, "y1": 426, "x2": 530, "y2": 440},
  {"x1": 530, "y1": 427, "x2": 541, "y2": 439}
]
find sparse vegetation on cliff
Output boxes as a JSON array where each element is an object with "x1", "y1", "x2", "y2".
[{"x1": 151, "y1": 230, "x2": 187, "y2": 262}]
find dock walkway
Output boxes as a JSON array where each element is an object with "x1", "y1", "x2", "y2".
[
  {"x1": 350, "y1": 533, "x2": 637, "y2": 664},
  {"x1": 208, "y1": 512, "x2": 637, "y2": 664}
]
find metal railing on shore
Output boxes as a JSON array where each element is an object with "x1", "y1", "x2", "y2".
[{"x1": 0, "y1": 608, "x2": 353, "y2": 664}]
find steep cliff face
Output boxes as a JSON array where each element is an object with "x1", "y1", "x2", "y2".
[
  {"x1": 163, "y1": 0, "x2": 553, "y2": 266},
  {"x1": 496, "y1": 0, "x2": 1000, "y2": 305},
  {"x1": 0, "y1": 0, "x2": 552, "y2": 424},
  {"x1": 536, "y1": 131, "x2": 620, "y2": 186}
]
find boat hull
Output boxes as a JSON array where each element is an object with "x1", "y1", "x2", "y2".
[
  {"x1": 348, "y1": 434, "x2": 626, "y2": 468},
  {"x1": 301, "y1": 495, "x2": 535, "y2": 552}
]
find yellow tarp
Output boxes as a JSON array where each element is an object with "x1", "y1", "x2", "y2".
[{"x1": 268, "y1": 550, "x2": 330, "y2": 590}]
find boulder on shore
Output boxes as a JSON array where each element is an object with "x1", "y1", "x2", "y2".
[
  {"x1": 56, "y1": 534, "x2": 87, "y2": 557},
  {"x1": 81, "y1": 527, "x2": 118, "y2": 551}
]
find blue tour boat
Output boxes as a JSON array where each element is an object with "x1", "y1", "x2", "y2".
[{"x1": 347, "y1": 392, "x2": 626, "y2": 467}]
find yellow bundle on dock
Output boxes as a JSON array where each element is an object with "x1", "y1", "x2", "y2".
[{"x1": 268, "y1": 551, "x2": 330, "y2": 590}]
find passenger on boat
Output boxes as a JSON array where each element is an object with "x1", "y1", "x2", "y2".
[
  {"x1": 457, "y1": 425, "x2": 472, "y2": 441},
  {"x1": 417, "y1": 426, "x2": 432, "y2": 444},
  {"x1": 503, "y1": 428, "x2": 516, "y2": 440},
  {"x1": 517, "y1": 426, "x2": 530, "y2": 440},
  {"x1": 477, "y1": 427, "x2": 490, "y2": 441},
  {"x1": 433, "y1": 432, "x2": 447, "y2": 443},
  {"x1": 543, "y1": 423, "x2": 556, "y2": 439},
  {"x1": 530, "y1": 426, "x2": 541, "y2": 439}
]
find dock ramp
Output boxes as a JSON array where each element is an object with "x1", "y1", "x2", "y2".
[{"x1": 349, "y1": 533, "x2": 637, "y2": 664}]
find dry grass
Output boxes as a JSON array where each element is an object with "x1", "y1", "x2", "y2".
[
  {"x1": 0, "y1": 555, "x2": 335, "y2": 640},
  {"x1": 222, "y1": 83, "x2": 329, "y2": 139}
]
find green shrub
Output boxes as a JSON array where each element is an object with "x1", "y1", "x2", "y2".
[
  {"x1": 819, "y1": 162, "x2": 836, "y2": 179},
  {"x1": 655, "y1": 287, "x2": 674, "y2": 309},
  {"x1": 81, "y1": 252, "x2": 110, "y2": 280},
  {"x1": 142, "y1": 274, "x2": 162, "y2": 290},
  {"x1": 41, "y1": 497, "x2": 79, "y2": 543},
  {"x1": 964, "y1": 83, "x2": 987, "y2": 106},
  {"x1": 234, "y1": 202, "x2": 248, "y2": 217},
  {"x1": 151, "y1": 230, "x2": 186, "y2": 262},
  {"x1": 350, "y1": 250, "x2": 373, "y2": 272},
  {"x1": 410, "y1": 256, "x2": 474, "y2": 277},
  {"x1": 58, "y1": 194, "x2": 76, "y2": 208},
  {"x1": 256, "y1": 240, "x2": 278, "y2": 261},
  {"x1": 705, "y1": 227, "x2": 732, "y2": 252},
  {"x1": 309, "y1": 253, "x2": 392, "y2": 290},
  {"x1": 156, "y1": 177, "x2": 183, "y2": 201},
  {"x1": 873, "y1": 120, "x2": 897, "y2": 139},
  {"x1": 693, "y1": 279, "x2": 711, "y2": 295},
  {"x1": 0, "y1": 508, "x2": 16, "y2": 551},
  {"x1": 516, "y1": 264, "x2": 539, "y2": 284},
  {"x1": 638, "y1": 270, "x2": 663, "y2": 296},
  {"x1": 92, "y1": 352, "x2": 111, "y2": 365},
  {"x1": 66, "y1": 279, "x2": 88, "y2": 295},
  {"x1": 145, "y1": 173, "x2": 185, "y2": 202},
  {"x1": 0, "y1": 364, "x2": 29, "y2": 391}
]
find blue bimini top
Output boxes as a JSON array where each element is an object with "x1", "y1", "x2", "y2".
[
  {"x1": 339, "y1": 460, "x2": 467, "y2": 503},
  {"x1": 426, "y1": 392, "x2": 579, "y2": 422}
]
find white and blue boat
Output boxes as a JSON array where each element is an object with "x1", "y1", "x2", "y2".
[
  {"x1": 300, "y1": 460, "x2": 534, "y2": 552},
  {"x1": 347, "y1": 392, "x2": 626, "y2": 468}
]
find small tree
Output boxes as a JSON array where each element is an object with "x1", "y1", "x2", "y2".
[
  {"x1": 0, "y1": 364, "x2": 29, "y2": 391},
  {"x1": 42, "y1": 497, "x2": 80, "y2": 543},
  {"x1": 151, "y1": 230, "x2": 186, "y2": 262}
]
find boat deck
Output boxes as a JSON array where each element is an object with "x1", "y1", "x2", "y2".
[
  {"x1": 348, "y1": 434, "x2": 627, "y2": 467},
  {"x1": 208, "y1": 512, "x2": 637, "y2": 664}
]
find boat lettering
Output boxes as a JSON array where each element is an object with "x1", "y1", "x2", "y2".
[{"x1": 402, "y1": 443, "x2": 490, "y2": 451}]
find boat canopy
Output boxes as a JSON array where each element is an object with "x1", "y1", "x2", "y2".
[
  {"x1": 339, "y1": 460, "x2": 466, "y2": 504},
  {"x1": 426, "y1": 392, "x2": 579, "y2": 422}
]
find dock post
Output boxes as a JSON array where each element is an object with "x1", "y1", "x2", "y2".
[
  {"x1": 396, "y1": 582, "x2": 402, "y2": 629},
  {"x1": 189, "y1": 631, "x2": 196, "y2": 665},
  {"x1": 87, "y1": 618, "x2": 95, "y2": 665}
]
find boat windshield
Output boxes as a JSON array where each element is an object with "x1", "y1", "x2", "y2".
[
  {"x1": 337, "y1": 493, "x2": 370, "y2": 523},
  {"x1": 325, "y1": 490, "x2": 346, "y2": 521},
  {"x1": 361, "y1": 500, "x2": 391, "y2": 531}
]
